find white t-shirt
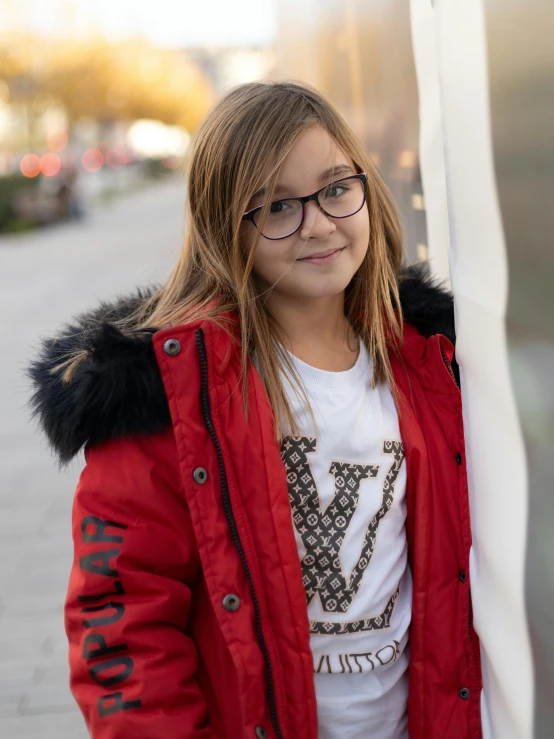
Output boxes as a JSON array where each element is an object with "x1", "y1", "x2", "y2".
[{"x1": 277, "y1": 339, "x2": 412, "y2": 739}]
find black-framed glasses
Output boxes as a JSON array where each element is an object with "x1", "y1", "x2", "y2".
[{"x1": 242, "y1": 173, "x2": 368, "y2": 241}]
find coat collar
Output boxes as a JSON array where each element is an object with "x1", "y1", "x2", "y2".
[{"x1": 26, "y1": 263, "x2": 454, "y2": 465}]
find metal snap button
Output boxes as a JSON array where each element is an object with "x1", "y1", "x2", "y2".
[
  {"x1": 222, "y1": 594, "x2": 241, "y2": 612},
  {"x1": 459, "y1": 687, "x2": 470, "y2": 700},
  {"x1": 192, "y1": 467, "x2": 208, "y2": 484},
  {"x1": 455, "y1": 453, "x2": 463, "y2": 465},
  {"x1": 255, "y1": 727, "x2": 267, "y2": 739},
  {"x1": 163, "y1": 338, "x2": 181, "y2": 356},
  {"x1": 458, "y1": 570, "x2": 467, "y2": 583}
]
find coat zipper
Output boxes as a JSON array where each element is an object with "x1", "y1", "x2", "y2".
[
  {"x1": 440, "y1": 342, "x2": 460, "y2": 390},
  {"x1": 440, "y1": 342, "x2": 479, "y2": 688},
  {"x1": 195, "y1": 328, "x2": 284, "y2": 739}
]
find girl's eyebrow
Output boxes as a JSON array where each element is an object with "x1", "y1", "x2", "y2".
[{"x1": 252, "y1": 164, "x2": 355, "y2": 200}]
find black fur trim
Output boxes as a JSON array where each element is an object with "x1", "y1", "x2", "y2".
[
  {"x1": 25, "y1": 286, "x2": 168, "y2": 467},
  {"x1": 398, "y1": 262, "x2": 455, "y2": 345},
  {"x1": 26, "y1": 266, "x2": 456, "y2": 465},
  {"x1": 398, "y1": 263, "x2": 459, "y2": 386}
]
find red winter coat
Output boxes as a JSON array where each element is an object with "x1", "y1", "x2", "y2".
[{"x1": 27, "y1": 266, "x2": 482, "y2": 739}]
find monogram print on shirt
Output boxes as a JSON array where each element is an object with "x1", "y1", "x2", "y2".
[{"x1": 280, "y1": 437, "x2": 405, "y2": 635}]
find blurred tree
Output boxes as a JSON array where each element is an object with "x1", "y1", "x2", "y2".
[
  {"x1": 0, "y1": 32, "x2": 215, "y2": 135},
  {"x1": 45, "y1": 37, "x2": 215, "y2": 130}
]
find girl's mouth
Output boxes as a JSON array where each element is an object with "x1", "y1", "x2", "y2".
[{"x1": 297, "y1": 247, "x2": 345, "y2": 265}]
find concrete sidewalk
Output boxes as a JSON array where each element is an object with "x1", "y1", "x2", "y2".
[{"x1": 0, "y1": 178, "x2": 186, "y2": 737}]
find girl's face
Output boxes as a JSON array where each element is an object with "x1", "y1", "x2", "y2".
[{"x1": 241, "y1": 124, "x2": 370, "y2": 303}]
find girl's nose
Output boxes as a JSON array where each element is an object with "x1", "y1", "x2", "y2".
[{"x1": 299, "y1": 200, "x2": 336, "y2": 240}]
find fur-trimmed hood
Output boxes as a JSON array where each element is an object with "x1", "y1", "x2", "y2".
[{"x1": 26, "y1": 263, "x2": 455, "y2": 466}]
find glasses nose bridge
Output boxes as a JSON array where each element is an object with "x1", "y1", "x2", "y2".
[
  {"x1": 302, "y1": 190, "x2": 323, "y2": 208},
  {"x1": 299, "y1": 191, "x2": 334, "y2": 234},
  {"x1": 300, "y1": 191, "x2": 327, "y2": 222}
]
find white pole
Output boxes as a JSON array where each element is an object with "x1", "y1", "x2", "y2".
[{"x1": 410, "y1": 1, "x2": 534, "y2": 737}]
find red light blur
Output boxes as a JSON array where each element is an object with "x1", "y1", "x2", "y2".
[
  {"x1": 162, "y1": 155, "x2": 180, "y2": 169},
  {"x1": 40, "y1": 153, "x2": 61, "y2": 177},
  {"x1": 106, "y1": 149, "x2": 123, "y2": 169},
  {"x1": 82, "y1": 148, "x2": 104, "y2": 173},
  {"x1": 20, "y1": 154, "x2": 41, "y2": 178}
]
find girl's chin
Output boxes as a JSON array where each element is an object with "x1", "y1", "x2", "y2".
[
  {"x1": 284, "y1": 280, "x2": 354, "y2": 301},
  {"x1": 252, "y1": 267, "x2": 358, "y2": 302}
]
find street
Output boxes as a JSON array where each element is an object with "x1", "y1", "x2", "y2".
[{"x1": 0, "y1": 177, "x2": 187, "y2": 737}]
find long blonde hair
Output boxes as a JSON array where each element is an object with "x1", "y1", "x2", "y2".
[{"x1": 57, "y1": 80, "x2": 405, "y2": 439}]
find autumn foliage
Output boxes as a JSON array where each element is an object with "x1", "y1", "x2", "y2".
[{"x1": 0, "y1": 32, "x2": 215, "y2": 131}]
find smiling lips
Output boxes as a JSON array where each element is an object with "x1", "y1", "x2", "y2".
[{"x1": 297, "y1": 247, "x2": 345, "y2": 264}]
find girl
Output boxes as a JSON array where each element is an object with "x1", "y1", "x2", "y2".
[{"x1": 27, "y1": 81, "x2": 482, "y2": 739}]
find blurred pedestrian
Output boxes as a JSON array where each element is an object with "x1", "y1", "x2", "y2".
[{"x1": 56, "y1": 164, "x2": 84, "y2": 220}]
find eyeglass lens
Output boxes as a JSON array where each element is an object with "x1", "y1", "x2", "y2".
[{"x1": 253, "y1": 176, "x2": 366, "y2": 240}]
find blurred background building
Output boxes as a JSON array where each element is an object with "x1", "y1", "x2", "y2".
[{"x1": 1, "y1": 1, "x2": 552, "y2": 738}]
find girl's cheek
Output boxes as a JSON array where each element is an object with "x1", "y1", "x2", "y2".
[
  {"x1": 251, "y1": 245, "x2": 278, "y2": 284},
  {"x1": 354, "y1": 207, "x2": 370, "y2": 235}
]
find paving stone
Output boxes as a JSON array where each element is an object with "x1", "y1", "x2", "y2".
[
  {"x1": 0, "y1": 711, "x2": 89, "y2": 738},
  {"x1": 0, "y1": 694, "x2": 24, "y2": 719}
]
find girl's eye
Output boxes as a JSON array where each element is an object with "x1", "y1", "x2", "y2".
[
  {"x1": 325, "y1": 184, "x2": 350, "y2": 198},
  {"x1": 270, "y1": 200, "x2": 289, "y2": 213}
]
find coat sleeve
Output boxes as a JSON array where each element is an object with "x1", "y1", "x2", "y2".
[{"x1": 65, "y1": 432, "x2": 216, "y2": 738}]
